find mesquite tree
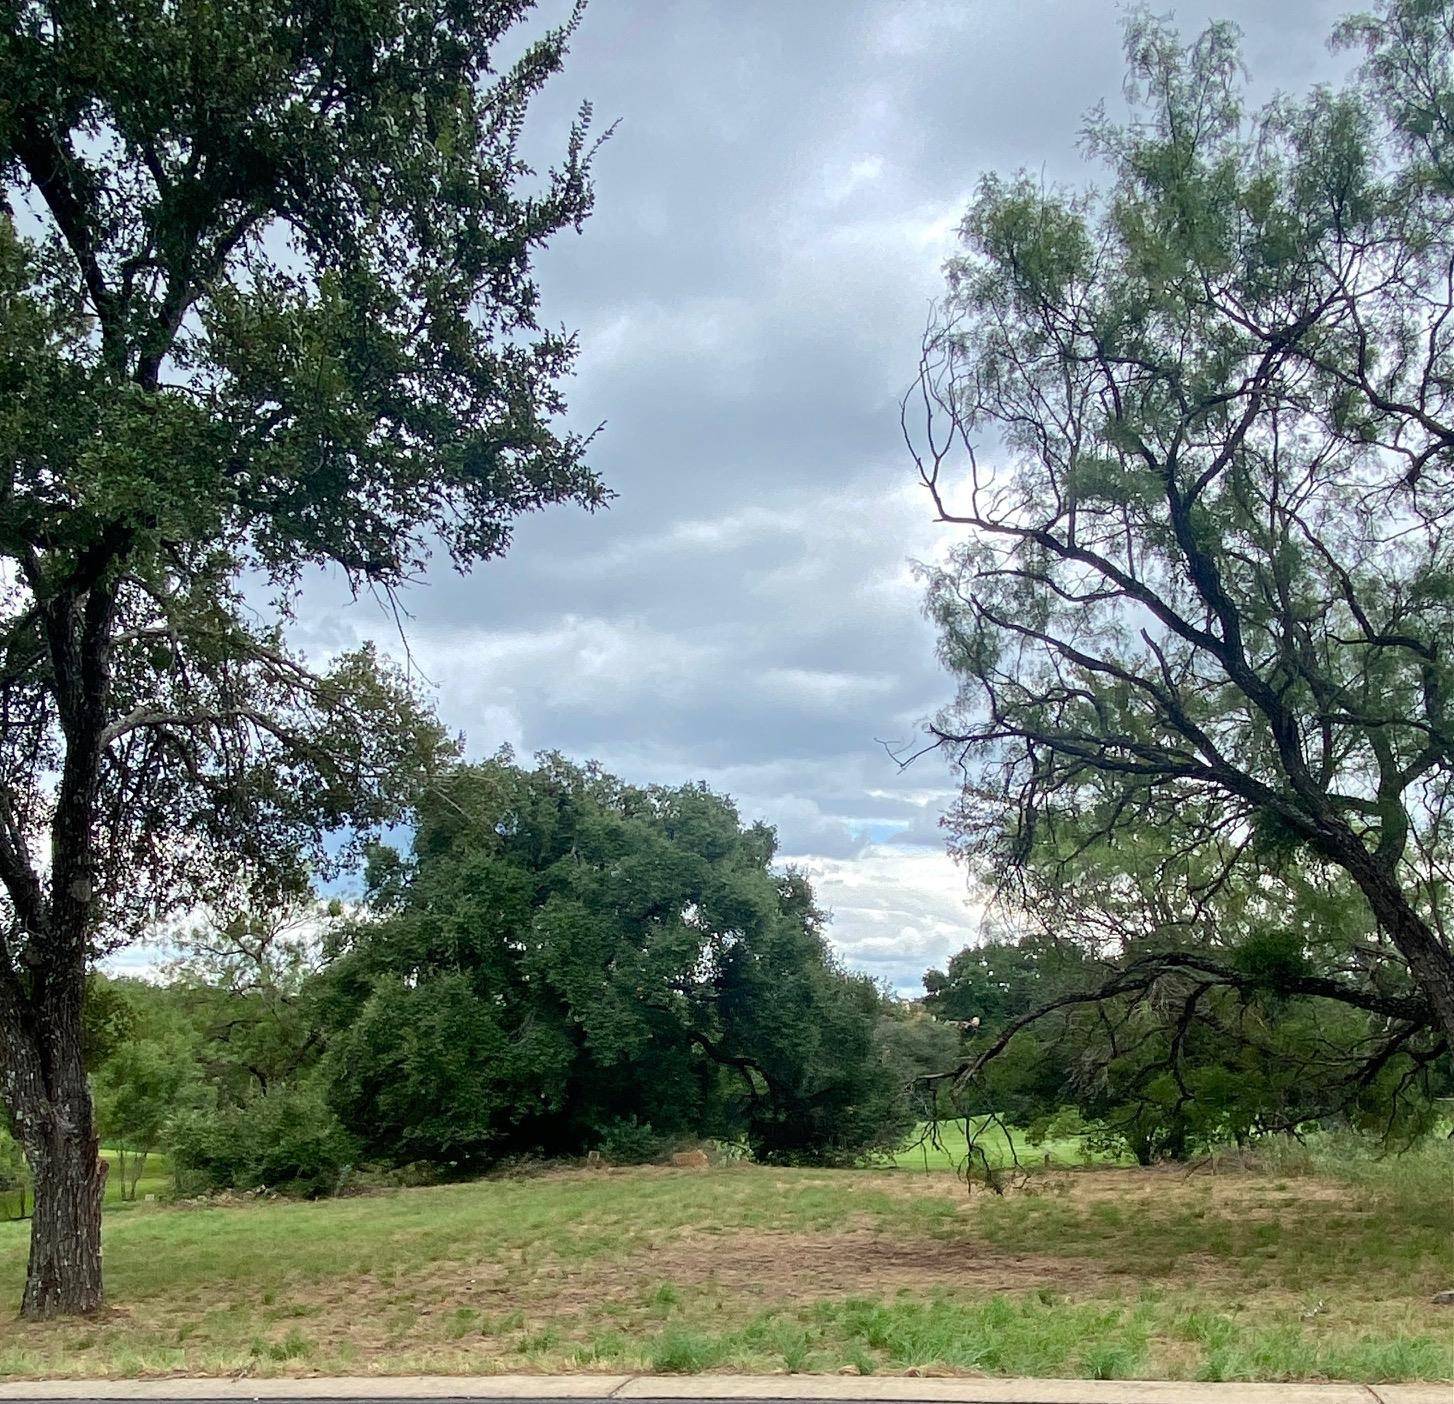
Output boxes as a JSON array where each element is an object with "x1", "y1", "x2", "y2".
[
  {"x1": 0, "y1": 0, "x2": 606, "y2": 1317},
  {"x1": 908, "y1": 3, "x2": 1454, "y2": 1059}
]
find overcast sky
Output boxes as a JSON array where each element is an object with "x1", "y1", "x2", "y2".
[{"x1": 294, "y1": 0, "x2": 1351, "y2": 991}]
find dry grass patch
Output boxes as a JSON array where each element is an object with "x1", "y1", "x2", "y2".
[{"x1": 0, "y1": 1151, "x2": 1449, "y2": 1383}]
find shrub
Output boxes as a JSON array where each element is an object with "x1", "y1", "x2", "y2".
[
  {"x1": 169, "y1": 1083, "x2": 356, "y2": 1197},
  {"x1": 598, "y1": 1116, "x2": 668, "y2": 1165}
]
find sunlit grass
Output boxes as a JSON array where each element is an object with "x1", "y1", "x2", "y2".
[
  {"x1": 885, "y1": 1117, "x2": 1123, "y2": 1174},
  {"x1": 0, "y1": 1148, "x2": 171, "y2": 1222}
]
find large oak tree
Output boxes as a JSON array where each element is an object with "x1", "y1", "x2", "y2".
[
  {"x1": 318, "y1": 753, "x2": 911, "y2": 1170},
  {"x1": 908, "y1": 2, "x2": 1454, "y2": 1069},
  {"x1": 0, "y1": 0, "x2": 606, "y2": 1316}
]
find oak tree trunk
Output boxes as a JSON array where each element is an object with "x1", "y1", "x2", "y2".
[
  {"x1": 5, "y1": 583, "x2": 118, "y2": 1317},
  {"x1": 21, "y1": 1102, "x2": 105, "y2": 1319},
  {"x1": 2, "y1": 933, "x2": 107, "y2": 1318}
]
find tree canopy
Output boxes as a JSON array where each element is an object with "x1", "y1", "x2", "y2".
[
  {"x1": 318, "y1": 753, "x2": 913, "y2": 1168},
  {"x1": 907, "y1": 0, "x2": 1454, "y2": 1106},
  {"x1": 0, "y1": 0, "x2": 606, "y2": 1316}
]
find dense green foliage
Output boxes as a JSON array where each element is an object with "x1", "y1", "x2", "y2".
[
  {"x1": 925, "y1": 901, "x2": 1452, "y2": 1164},
  {"x1": 168, "y1": 1083, "x2": 356, "y2": 1199},
  {"x1": 5, "y1": 757, "x2": 918, "y2": 1207},
  {"x1": 318, "y1": 754, "x2": 912, "y2": 1168},
  {"x1": 92, "y1": 1033, "x2": 198, "y2": 1200},
  {"x1": 0, "y1": 0, "x2": 612, "y2": 1314}
]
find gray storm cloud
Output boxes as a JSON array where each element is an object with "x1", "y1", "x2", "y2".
[{"x1": 289, "y1": 0, "x2": 1351, "y2": 988}]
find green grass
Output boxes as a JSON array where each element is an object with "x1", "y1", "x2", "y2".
[
  {"x1": 1, "y1": 1148, "x2": 171, "y2": 1222},
  {"x1": 0, "y1": 1143, "x2": 1449, "y2": 1383},
  {"x1": 886, "y1": 1117, "x2": 1123, "y2": 1173},
  {"x1": 101, "y1": 1147, "x2": 173, "y2": 1207}
]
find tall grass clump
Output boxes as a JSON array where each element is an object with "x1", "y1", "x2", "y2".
[{"x1": 1256, "y1": 1131, "x2": 1453, "y2": 1229}]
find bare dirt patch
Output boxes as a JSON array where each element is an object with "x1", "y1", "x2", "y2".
[{"x1": 622, "y1": 1225, "x2": 1104, "y2": 1299}]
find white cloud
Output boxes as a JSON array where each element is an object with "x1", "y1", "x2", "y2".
[{"x1": 785, "y1": 841, "x2": 982, "y2": 988}]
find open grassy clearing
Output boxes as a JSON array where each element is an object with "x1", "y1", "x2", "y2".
[
  {"x1": 17, "y1": 1151, "x2": 171, "y2": 1216},
  {"x1": 885, "y1": 1118, "x2": 1124, "y2": 1174},
  {"x1": 1, "y1": 1143, "x2": 1450, "y2": 1384},
  {"x1": 1, "y1": 1150, "x2": 171, "y2": 1222}
]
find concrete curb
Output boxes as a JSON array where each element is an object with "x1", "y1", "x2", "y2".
[{"x1": 0, "y1": 1376, "x2": 1446, "y2": 1404}]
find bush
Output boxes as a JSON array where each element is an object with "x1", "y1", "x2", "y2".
[
  {"x1": 169, "y1": 1083, "x2": 356, "y2": 1197},
  {"x1": 597, "y1": 1116, "x2": 668, "y2": 1165}
]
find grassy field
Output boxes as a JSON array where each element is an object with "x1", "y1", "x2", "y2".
[
  {"x1": 886, "y1": 1117, "x2": 1121, "y2": 1174},
  {"x1": 0, "y1": 1139, "x2": 1450, "y2": 1384},
  {"x1": 1, "y1": 1150, "x2": 171, "y2": 1222}
]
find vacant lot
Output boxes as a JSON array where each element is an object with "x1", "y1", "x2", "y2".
[{"x1": 1, "y1": 1147, "x2": 1450, "y2": 1384}]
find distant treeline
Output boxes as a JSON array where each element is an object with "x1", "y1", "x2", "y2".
[{"x1": 4, "y1": 751, "x2": 1447, "y2": 1210}]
